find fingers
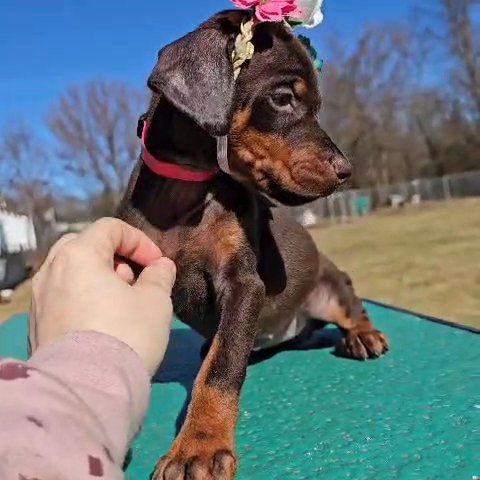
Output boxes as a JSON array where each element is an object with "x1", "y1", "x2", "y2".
[
  {"x1": 35, "y1": 233, "x2": 78, "y2": 276},
  {"x1": 114, "y1": 259, "x2": 136, "y2": 284},
  {"x1": 79, "y1": 218, "x2": 163, "y2": 266},
  {"x1": 135, "y1": 257, "x2": 176, "y2": 295}
]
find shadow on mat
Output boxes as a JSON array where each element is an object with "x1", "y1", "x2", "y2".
[
  {"x1": 150, "y1": 325, "x2": 341, "y2": 436},
  {"x1": 248, "y1": 327, "x2": 341, "y2": 365},
  {"x1": 152, "y1": 329, "x2": 203, "y2": 434}
]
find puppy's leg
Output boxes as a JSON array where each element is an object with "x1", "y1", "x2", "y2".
[
  {"x1": 302, "y1": 253, "x2": 389, "y2": 360},
  {"x1": 153, "y1": 253, "x2": 265, "y2": 480}
]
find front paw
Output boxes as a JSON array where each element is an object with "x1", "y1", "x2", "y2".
[
  {"x1": 153, "y1": 444, "x2": 237, "y2": 480},
  {"x1": 336, "y1": 329, "x2": 389, "y2": 360}
]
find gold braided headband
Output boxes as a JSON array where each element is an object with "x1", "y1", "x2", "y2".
[{"x1": 231, "y1": 19, "x2": 256, "y2": 80}]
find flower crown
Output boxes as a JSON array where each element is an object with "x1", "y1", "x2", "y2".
[{"x1": 231, "y1": 0, "x2": 324, "y2": 78}]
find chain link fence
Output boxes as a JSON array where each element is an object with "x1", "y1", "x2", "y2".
[{"x1": 293, "y1": 170, "x2": 480, "y2": 227}]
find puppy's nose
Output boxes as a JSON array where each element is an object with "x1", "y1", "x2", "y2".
[{"x1": 331, "y1": 155, "x2": 352, "y2": 181}]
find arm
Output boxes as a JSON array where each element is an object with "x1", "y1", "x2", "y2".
[
  {"x1": 0, "y1": 331, "x2": 150, "y2": 479},
  {"x1": 3, "y1": 218, "x2": 176, "y2": 479}
]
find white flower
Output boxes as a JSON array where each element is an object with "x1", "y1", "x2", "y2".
[{"x1": 291, "y1": 0, "x2": 324, "y2": 28}]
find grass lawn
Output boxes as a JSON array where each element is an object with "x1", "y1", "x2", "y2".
[
  {"x1": 1, "y1": 198, "x2": 479, "y2": 328},
  {"x1": 310, "y1": 198, "x2": 480, "y2": 329}
]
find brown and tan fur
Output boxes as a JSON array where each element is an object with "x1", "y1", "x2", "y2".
[{"x1": 117, "y1": 10, "x2": 389, "y2": 480}]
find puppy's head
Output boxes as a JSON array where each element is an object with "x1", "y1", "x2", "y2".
[{"x1": 148, "y1": 10, "x2": 351, "y2": 205}]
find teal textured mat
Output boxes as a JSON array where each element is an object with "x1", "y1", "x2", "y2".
[{"x1": 0, "y1": 304, "x2": 479, "y2": 479}]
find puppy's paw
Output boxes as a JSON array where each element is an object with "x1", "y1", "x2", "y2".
[
  {"x1": 152, "y1": 445, "x2": 237, "y2": 480},
  {"x1": 336, "y1": 329, "x2": 389, "y2": 360}
]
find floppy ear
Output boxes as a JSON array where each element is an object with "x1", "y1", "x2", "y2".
[{"x1": 148, "y1": 24, "x2": 236, "y2": 137}]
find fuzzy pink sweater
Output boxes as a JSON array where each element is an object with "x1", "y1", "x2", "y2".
[{"x1": 0, "y1": 331, "x2": 151, "y2": 479}]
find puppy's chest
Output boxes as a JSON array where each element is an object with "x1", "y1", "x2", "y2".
[
  {"x1": 154, "y1": 229, "x2": 217, "y2": 328},
  {"x1": 151, "y1": 207, "x2": 257, "y2": 335},
  {"x1": 171, "y1": 256, "x2": 219, "y2": 337}
]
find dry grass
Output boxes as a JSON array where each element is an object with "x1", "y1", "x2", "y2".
[
  {"x1": 310, "y1": 198, "x2": 480, "y2": 329},
  {"x1": 1, "y1": 199, "x2": 479, "y2": 329}
]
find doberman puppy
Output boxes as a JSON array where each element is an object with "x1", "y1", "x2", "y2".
[{"x1": 117, "y1": 10, "x2": 389, "y2": 480}]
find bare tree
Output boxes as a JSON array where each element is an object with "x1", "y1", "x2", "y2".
[
  {"x1": 0, "y1": 119, "x2": 55, "y2": 250},
  {"x1": 47, "y1": 80, "x2": 145, "y2": 213},
  {"x1": 320, "y1": 5, "x2": 480, "y2": 192},
  {"x1": 0, "y1": 120, "x2": 51, "y2": 211},
  {"x1": 322, "y1": 25, "x2": 423, "y2": 189},
  {"x1": 417, "y1": 0, "x2": 480, "y2": 120}
]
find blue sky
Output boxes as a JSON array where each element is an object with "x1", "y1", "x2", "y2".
[{"x1": 0, "y1": 0, "x2": 418, "y2": 131}]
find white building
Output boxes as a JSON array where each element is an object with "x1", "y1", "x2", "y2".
[{"x1": 0, "y1": 210, "x2": 37, "y2": 254}]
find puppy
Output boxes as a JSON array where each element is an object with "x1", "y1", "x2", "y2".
[{"x1": 117, "y1": 10, "x2": 389, "y2": 480}]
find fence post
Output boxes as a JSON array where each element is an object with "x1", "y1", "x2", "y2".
[
  {"x1": 442, "y1": 175, "x2": 452, "y2": 201},
  {"x1": 339, "y1": 193, "x2": 348, "y2": 222},
  {"x1": 350, "y1": 191, "x2": 357, "y2": 217},
  {"x1": 412, "y1": 179, "x2": 420, "y2": 198},
  {"x1": 327, "y1": 196, "x2": 334, "y2": 221}
]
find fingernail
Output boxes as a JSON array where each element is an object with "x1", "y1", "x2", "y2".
[{"x1": 155, "y1": 257, "x2": 176, "y2": 277}]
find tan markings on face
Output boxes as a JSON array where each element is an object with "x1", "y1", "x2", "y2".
[
  {"x1": 293, "y1": 78, "x2": 308, "y2": 100},
  {"x1": 229, "y1": 109, "x2": 335, "y2": 197}
]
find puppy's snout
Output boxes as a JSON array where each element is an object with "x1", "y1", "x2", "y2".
[{"x1": 331, "y1": 155, "x2": 352, "y2": 181}]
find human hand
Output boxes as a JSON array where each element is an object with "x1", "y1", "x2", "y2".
[{"x1": 29, "y1": 217, "x2": 176, "y2": 375}]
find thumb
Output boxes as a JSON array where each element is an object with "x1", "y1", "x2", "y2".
[{"x1": 135, "y1": 257, "x2": 176, "y2": 294}]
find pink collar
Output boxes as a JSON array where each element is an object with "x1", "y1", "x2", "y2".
[{"x1": 141, "y1": 120, "x2": 217, "y2": 182}]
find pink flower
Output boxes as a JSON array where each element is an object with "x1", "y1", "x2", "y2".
[
  {"x1": 232, "y1": 0, "x2": 259, "y2": 8},
  {"x1": 232, "y1": 0, "x2": 259, "y2": 7},
  {"x1": 232, "y1": 0, "x2": 302, "y2": 23}
]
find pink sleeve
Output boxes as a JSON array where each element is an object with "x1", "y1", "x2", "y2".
[{"x1": 0, "y1": 331, "x2": 151, "y2": 479}]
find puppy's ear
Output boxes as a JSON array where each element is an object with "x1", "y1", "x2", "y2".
[{"x1": 148, "y1": 23, "x2": 236, "y2": 137}]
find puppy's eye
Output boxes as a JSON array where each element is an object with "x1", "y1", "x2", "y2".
[
  {"x1": 268, "y1": 90, "x2": 295, "y2": 111},
  {"x1": 271, "y1": 93, "x2": 293, "y2": 107}
]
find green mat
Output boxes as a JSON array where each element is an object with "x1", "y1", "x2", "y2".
[{"x1": 1, "y1": 303, "x2": 479, "y2": 479}]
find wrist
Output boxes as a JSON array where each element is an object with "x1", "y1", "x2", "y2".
[{"x1": 29, "y1": 330, "x2": 151, "y2": 459}]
